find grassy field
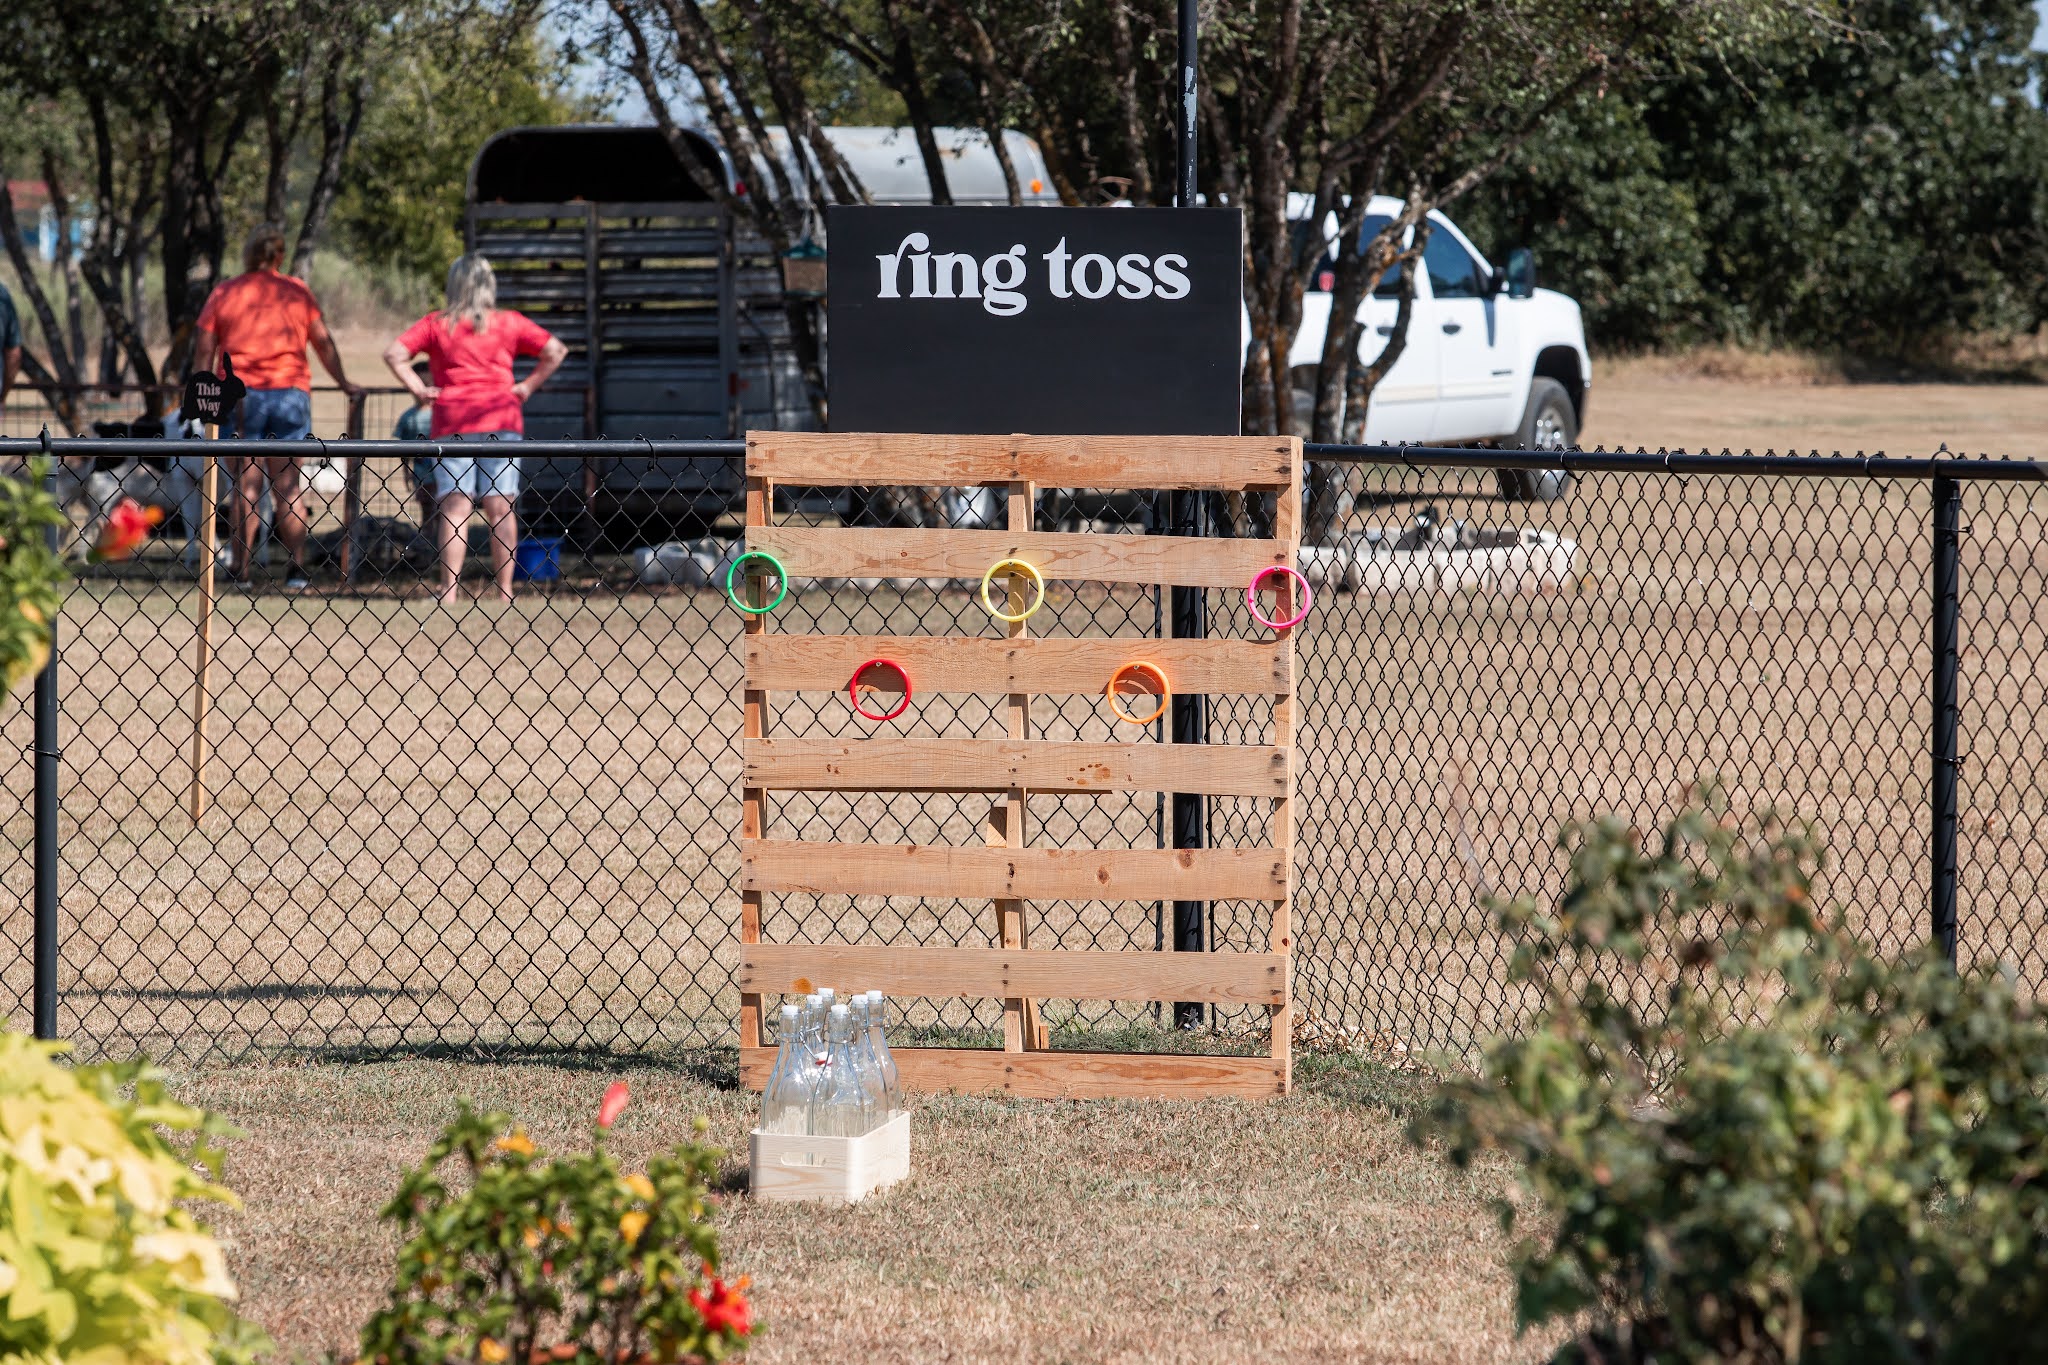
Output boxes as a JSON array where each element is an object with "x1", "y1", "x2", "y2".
[
  {"x1": 178, "y1": 1049, "x2": 1549, "y2": 1365},
  {"x1": 3, "y1": 366, "x2": 2045, "y2": 1360}
]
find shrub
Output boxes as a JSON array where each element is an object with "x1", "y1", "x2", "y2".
[
  {"x1": 0, "y1": 460, "x2": 65, "y2": 705},
  {"x1": 0, "y1": 1032, "x2": 261, "y2": 1363},
  {"x1": 1419, "y1": 795, "x2": 2048, "y2": 1363},
  {"x1": 360, "y1": 1083, "x2": 754, "y2": 1365}
]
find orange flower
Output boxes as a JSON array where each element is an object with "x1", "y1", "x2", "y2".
[
  {"x1": 478, "y1": 1337, "x2": 509, "y2": 1364},
  {"x1": 88, "y1": 499, "x2": 165, "y2": 563},
  {"x1": 597, "y1": 1080, "x2": 630, "y2": 1129},
  {"x1": 690, "y1": 1277, "x2": 754, "y2": 1338},
  {"x1": 492, "y1": 1129, "x2": 536, "y2": 1158},
  {"x1": 624, "y1": 1173, "x2": 655, "y2": 1201},
  {"x1": 618, "y1": 1210, "x2": 649, "y2": 1245}
]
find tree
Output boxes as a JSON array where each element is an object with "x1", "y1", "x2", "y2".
[
  {"x1": 332, "y1": 14, "x2": 589, "y2": 291},
  {"x1": 593, "y1": 0, "x2": 1833, "y2": 440}
]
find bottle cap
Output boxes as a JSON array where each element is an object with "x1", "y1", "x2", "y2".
[
  {"x1": 780, "y1": 1003, "x2": 799, "y2": 1019},
  {"x1": 806, "y1": 993, "x2": 822, "y2": 1007},
  {"x1": 829, "y1": 1003, "x2": 849, "y2": 1017},
  {"x1": 867, "y1": 989, "x2": 884, "y2": 1005}
]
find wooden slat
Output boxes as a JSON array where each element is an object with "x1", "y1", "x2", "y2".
[
  {"x1": 740, "y1": 943, "x2": 1287, "y2": 1006},
  {"x1": 742, "y1": 1045, "x2": 1289, "y2": 1100},
  {"x1": 743, "y1": 841, "x2": 1288, "y2": 901},
  {"x1": 744, "y1": 737, "x2": 1288, "y2": 796},
  {"x1": 747, "y1": 635, "x2": 1290, "y2": 697},
  {"x1": 745, "y1": 432, "x2": 1295, "y2": 491},
  {"x1": 748, "y1": 525, "x2": 1284, "y2": 590}
]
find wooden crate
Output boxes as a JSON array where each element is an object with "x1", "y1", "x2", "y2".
[
  {"x1": 750, "y1": 1111, "x2": 912, "y2": 1204},
  {"x1": 737, "y1": 432, "x2": 1302, "y2": 1099}
]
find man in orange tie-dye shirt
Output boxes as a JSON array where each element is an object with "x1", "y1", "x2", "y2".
[{"x1": 191, "y1": 224, "x2": 360, "y2": 588}]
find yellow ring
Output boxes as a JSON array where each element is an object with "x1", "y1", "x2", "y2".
[
  {"x1": 978, "y1": 558, "x2": 1045, "y2": 623},
  {"x1": 1107, "y1": 660, "x2": 1170, "y2": 726}
]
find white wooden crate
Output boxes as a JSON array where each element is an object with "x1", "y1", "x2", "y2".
[{"x1": 749, "y1": 1110, "x2": 911, "y2": 1204}]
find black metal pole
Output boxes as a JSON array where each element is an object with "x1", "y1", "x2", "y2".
[
  {"x1": 1169, "y1": 0, "x2": 1207, "y2": 1029},
  {"x1": 1931, "y1": 474, "x2": 1960, "y2": 966},
  {"x1": 33, "y1": 449, "x2": 59, "y2": 1039}
]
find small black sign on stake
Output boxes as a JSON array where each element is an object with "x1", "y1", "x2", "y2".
[{"x1": 180, "y1": 353, "x2": 246, "y2": 428}]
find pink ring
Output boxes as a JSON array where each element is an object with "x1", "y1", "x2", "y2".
[
  {"x1": 1246, "y1": 565, "x2": 1312, "y2": 631},
  {"x1": 848, "y1": 658, "x2": 912, "y2": 722}
]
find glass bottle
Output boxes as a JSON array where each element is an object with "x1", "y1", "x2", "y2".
[
  {"x1": 846, "y1": 993, "x2": 888, "y2": 1117},
  {"x1": 806, "y1": 1004, "x2": 873, "y2": 1137},
  {"x1": 759, "y1": 1002, "x2": 803, "y2": 1133},
  {"x1": 866, "y1": 989, "x2": 902, "y2": 1113},
  {"x1": 797, "y1": 992, "x2": 828, "y2": 1109}
]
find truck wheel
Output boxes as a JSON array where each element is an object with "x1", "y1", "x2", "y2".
[{"x1": 1498, "y1": 377, "x2": 1576, "y2": 502}]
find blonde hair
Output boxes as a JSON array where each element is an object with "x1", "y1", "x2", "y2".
[
  {"x1": 244, "y1": 223, "x2": 288, "y2": 272},
  {"x1": 443, "y1": 253, "x2": 497, "y2": 334}
]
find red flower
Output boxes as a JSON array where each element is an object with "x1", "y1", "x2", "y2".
[
  {"x1": 597, "y1": 1080, "x2": 630, "y2": 1129},
  {"x1": 89, "y1": 499, "x2": 164, "y2": 563},
  {"x1": 690, "y1": 1277, "x2": 754, "y2": 1338}
]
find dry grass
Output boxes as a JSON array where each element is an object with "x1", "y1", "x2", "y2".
[{"x1": 175, "y1": 1048, "x2": 1547, "y2": 1365}]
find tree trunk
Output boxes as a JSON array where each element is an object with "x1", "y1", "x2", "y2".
[
  {"x1": 0, "y1": 166, "x2": 80, "y2": 392},
  {"x1": 882, "y1": 0, "x2": 951, "y2": 206},
  {"x1": 1342, "y1": 225, "x2": 1427, "y2": 444},
  {"x1": 1106, "y1": 0, "x2": 1155, "y2": 204},
  {"x1": 292, "y1": 60, "x2": 367, "y2": 277},
  {"x1": 41, "y1": 151, "x2": 86, "y2": 374},
  {"x1": 160, "y1": 103, "x2": 225, "y2": 365}
]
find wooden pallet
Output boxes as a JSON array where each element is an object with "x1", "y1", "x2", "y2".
[{"x1": 738, "y1": 432, "x2": 1302, "y2": 1099}]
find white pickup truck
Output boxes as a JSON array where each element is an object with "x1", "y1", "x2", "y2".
[{"x1": 1283, "y1": 196, "x2": 1592, "y2": 497}]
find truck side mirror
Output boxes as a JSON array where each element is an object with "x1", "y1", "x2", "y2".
[{"x1": 1505, "y1": 247, "x2": 1537, "y2": 300}]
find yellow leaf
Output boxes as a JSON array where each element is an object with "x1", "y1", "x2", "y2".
[
  {"x1": 619, "y1": 1210, "x2": 650, "y2": 1245},
  {"x1": 492, "y1": 1130, "x2": 536, "y2": 1158},
  {"x1": 624, "y1": 1173, "x2": 655, "y2": 1201},
  {"x1": 479, "y1": 1337, "x2": 509, "y2": 1364}
]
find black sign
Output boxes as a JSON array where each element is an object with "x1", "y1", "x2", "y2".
[
  {"x1": 180, "y1": 354, "x2": 246, "y2": 426},
  {"x1": 827, "y1": 206, "x2": 1242, "y2": 435}
]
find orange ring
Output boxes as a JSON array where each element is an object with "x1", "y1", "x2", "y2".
[{"x1": 1106, "y1": 660, "x2": 1170, "y2": 726}]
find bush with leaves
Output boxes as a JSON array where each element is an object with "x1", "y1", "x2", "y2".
[
  {"x1": 1419, "y1": 794, "x2": 2048, "y2": 1363},
  {"x1": 0, "y1": 1031, "x2": 263, "y2": 1364},
  {"x1": 0, "y1": 461, "x2": 65, "y2": 705},
  {"x1": 361, "y1": 1082, "x2": 755, "y2": 1365}
]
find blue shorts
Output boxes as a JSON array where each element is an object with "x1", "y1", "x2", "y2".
[
  {"x1": 230, "y1": 386, "x2": 311, "y2": 441},
  {"x1": 435, "y1": 433, "x2": 523, "y2": 499}
]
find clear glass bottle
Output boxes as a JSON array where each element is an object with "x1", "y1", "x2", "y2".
[
  {"x1": 759, "y1": 1002, "x2": 803, "y2": 1133},
  {"x1": 847, "y1": 993, "x2": 888, "y2": 1117},
  {"x1": 806, "y1": 1003, "x2": 873, "y2": 1137},
  {"x1": 797, "y1": 992, "x2": 828, "y2": 1109},
  {"x1": 866, "y1": 989, "x2": 902, "y2": 1114}
]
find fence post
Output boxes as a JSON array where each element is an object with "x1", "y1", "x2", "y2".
[
  {"x1": 33, "y1": 450, "x2": 59, "y2": 1040},
  {"x1": 1931, "y1": 473, "x2": 1960, "y2": 966},
  {"x1": 1168, "y1": 0, "x2": 1207, "y2": 1030}
]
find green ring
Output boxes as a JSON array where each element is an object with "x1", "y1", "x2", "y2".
[{"x1": 725, "y1": 550, "x2": 789, "y2": 614}]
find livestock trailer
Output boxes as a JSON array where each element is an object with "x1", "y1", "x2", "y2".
[{"x1": 466, "y1": 124, "x2": 809, "y2": 533}]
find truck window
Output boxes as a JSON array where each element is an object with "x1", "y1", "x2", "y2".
[
  {"x1": 1424, "y1": 230, "x2": 1487, "y2": 298},
  {"x1": 1306, "y1": 214, "x2": 1401, "y2": 293}
]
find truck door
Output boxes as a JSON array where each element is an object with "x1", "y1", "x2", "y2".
[
  {"x1": 1355, "y1": 243, "x2": 1439, "y2": 444},
  {"x1": 1424, "y1": 226, "x2": 1519, "y2": 442}
]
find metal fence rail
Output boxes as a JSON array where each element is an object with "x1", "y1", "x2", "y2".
[{"x1": 3, "y1": 436, "x2": 2041, "y2": 1064}]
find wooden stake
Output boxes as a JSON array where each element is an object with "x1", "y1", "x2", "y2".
[
  {"x1": 189, "y1": 432, "x2": 219, "y2": 823},
  {"x1": 996, "y1": 476, "x2": 1046, "y2": 1052},
  {"x1": 739, "y1": 473, "x2": 772, "y2": 1055},
  {"x1": 1267, "y1": 443, "x2": 1301, "y2": 1089}
]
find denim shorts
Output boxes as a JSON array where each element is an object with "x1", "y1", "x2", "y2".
[
  {"x1": 230, "y1": 386, "x2": 312, "y2": 441},
  {"x1": 435, "y1": 433, "x2": 522, "y2": 499}
]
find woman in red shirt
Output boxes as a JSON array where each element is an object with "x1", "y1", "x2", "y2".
[{"x1": 382, "y1": 255, "x2": 567, "y2": 602}]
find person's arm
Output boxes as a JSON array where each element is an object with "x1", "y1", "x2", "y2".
[
  {"x1": 308, "y1": 314, "x2": 361, "y2": 396},
  {"x1": 1, "y1": 346, "x2": 18, "y2": 403},
  {"x1": 382, "y1": 339, "x2": 439, "y2": 402},
  {"x1": 510, "y1": 337, "x2": 568, "y2": 403}
]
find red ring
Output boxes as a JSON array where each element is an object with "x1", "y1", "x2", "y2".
[{"x1": 848, "y1": 658, "x2": 912, "y2": 722}]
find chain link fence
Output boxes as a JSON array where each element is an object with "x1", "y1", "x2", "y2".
[{"x1": 3, "y1": 439, "x2": 2041, "y2": 1065}]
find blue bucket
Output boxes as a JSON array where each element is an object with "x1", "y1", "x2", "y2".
[{"x1": 514, "y1": 535, "x2": 563, "y2": 582}]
